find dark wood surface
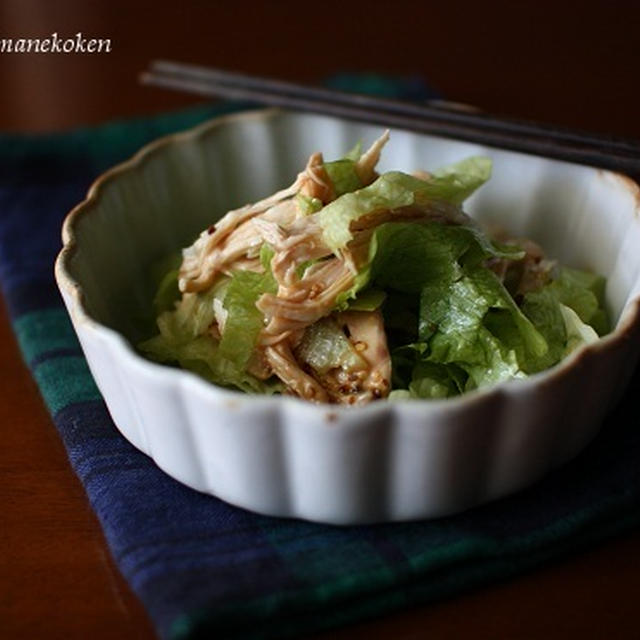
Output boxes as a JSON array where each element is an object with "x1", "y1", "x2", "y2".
[{"x1": 2, "y1": 1, "x2": 640, "y2": 638}]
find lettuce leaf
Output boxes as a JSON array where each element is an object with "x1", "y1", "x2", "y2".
[
  {"x1": 331, "y1": 218, "x2": 543, "y2": 392},
  {"x1": 159, "y1": 286, "x2": 221, "y2": 340},
  {"x1": 138, "y1": 286, "x2": 279, "y2": 395},
  {"x1": 140, "y1": 332, "x2": 280, "y2": 394},
  {"x1": 295, "y1": 193, "x2": 323, "y2": 215},
  {"x1": 559, "y1": 304, "x2": 599, "y2": 353},
  {"x1": 417, "y1": 259, "x2": 607, "y2": 389},
  {"x1": 371, "y1": 221, "x2": 521, "y2": 292},
  {"x1": 318, "y1": 156, "x2": 492, "y2": 253},
  {"x1": 519, "y1": 286, "x2": 568, "y2": 372},
  {"x1": 343, "y1": 140, "x2": 363, "y2": 162},
  {"x1": 408, "y1": 362, "x2": 465, "y2": 398},
  {"x1": 323, "y1": 159, "x2": 363, "y2": 197},
  {"x1": 390, "y1": 348, "x2": 468, "y2": 399},
  {"x1": 419, "y1": 267, "x2": 541, "y2": 389},
  {"x1": 544, "y1": 267, "x2": 609, "y2": 335},
  {"x1": 139, "y1": 246, "x2": 280, "y2": 394},
  {"x1": 429, "y1": 156, "x2": 493, "y2": 205},
  {"x1": 342, "y1": 218, "x2": 545, "y2": 393},
  {"x1": 148, "y1": 252, "x2": 182, "y2": 315},
  {"x1": 370, "y1": 222, "x2": 467, "y2": 293},
  {"x1": 295, "y1": 317, "x2": 366, "y2": 375},
  {"x1": 335, "y1": 220, "x2": 523, "y2": 308},
  {"x1": 515, "y1": 265, "x2": 607, "y2": 374},
  {"x1": 219, "y1": 269, "x2": 276, "y2": 368},
  {"x1": 322, "y1": 141, "x2": 365, "y2": 197},
  {"x1": 218, "y1": 245, "x2": 277, "y2": 368},
  {"x1": 343, "y1": 288, "x2": 387, "y2": 311},
  {"x1": 152, "y1": 268, "x2": 181, "y2": 315},
  {"x1": 318, "y1": 172, "x2": 416, "y2": 253}
]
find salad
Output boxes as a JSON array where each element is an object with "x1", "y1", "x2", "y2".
[{"x1": 140, "y1": 133, "x2": 608, "y2": 405}]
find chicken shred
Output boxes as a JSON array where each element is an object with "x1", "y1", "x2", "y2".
[
  {"x1": 355, "y1": 129, "x2": 389, "y2": 184},
  {"x1": 323, "y1": 310, "x2": 391, "y2": 405},
  {"x1": 175, "y1": 132, "x2": 404, "y2": 403},
  {"x1": 264, "y1": 341, "x2": 329, "y2": 403},
  {"x1": 298, "y1": 152, "x2": 335, "y2": 204}
]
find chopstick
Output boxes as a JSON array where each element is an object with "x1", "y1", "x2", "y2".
[{"x1": 141, "y1": 60, "x2": 640, "y2": 174}]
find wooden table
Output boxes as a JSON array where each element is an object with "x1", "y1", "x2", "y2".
[{"x1": 2, "y1": 2, "x2": 640, "y2": 638}]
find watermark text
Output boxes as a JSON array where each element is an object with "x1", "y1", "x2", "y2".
[{"x1": 1, "y1": 32, "x2": 112, "y2": 54}]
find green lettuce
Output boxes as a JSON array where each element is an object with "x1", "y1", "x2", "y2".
[
  {"x1": 419, "y1": 267, "x2": 542, "y2": 390},
  {"x1": 330, "y1": 205, "x2": 607, "y2": 397},
  {"x1": 139, "y1": 246, "x2": 281, "y2": 394},
  {"x1": 295, "y1": 193, "x2": 323, "y2": 215},
  {"x1": 335, "y1": 219, "x2": 523, "y2": 309},
  {"x1": 139, "y1": 144, "x2": 608, "y2": 402},
  {"x1": 542, "y1": 267, "x2": 608, "y2": 335},
  {"x1": 140, "y1": 330, "x2": 280, "y2": 394},
  {"x1": 149, "y1": 252, "x2": 182, "y2": 315},
  {"x1": 560, "y1": 304, "x2": 599, "y2": 353},
  {"x1": 343, "y1": 140, "x2": 363, "y2": 161},
  {"x1": 158, "y1": 283, "x2": 222, "y2": 340},
  {"x1": 395, "y1": 262, "x2": 608, "y2": 397},
  {"x1": 343, "y1": 288, "x2": 387, "y2": 311},
  {"x1": 295, "y1": 317, "x2": 366, "y2": 375},
  {"x1": 322, "y1": 141, "x2": 364, "y2": 197},
  {"x1": 390, "y1": 346, "x2": 468, "y2": 400},
  {"x1": 408, "y1": 362, "x2": 465, "y2": 399},
  {"x1": 323, "y1": 159, "x2": 363, "y2": 197},
  {"x1": 318, "y1": 156, "x2": 492, "y2": 253},
  {"x1": 429, "y1": 156, "x2": 494, "y2": 205},
  {"x1": 518, "y1": 266, "x2": 606, "y2": 372},
  {"x1": 519, "y1": 286, "x2": 569, "y2": 372},
  {"x1": 218, "y1": 245, "x2": 277, "y2": 369},
  {"x1": 330, "y1": 218, "x2": 546, "y2": 394}
]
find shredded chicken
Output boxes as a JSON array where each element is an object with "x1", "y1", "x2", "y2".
[
  {"x1": 257, "y1": 259, "x2": 356, "y2": 336},
  {"x1": 325, "y1": 310, "x2": 391, "y2": 405},
  {"x1": 355, "y1": 130, "x2": 389, "y2": 184},
  {"x1": 180, "y1": 182, "x2": 303, "y2": 292},
  {"x1": 298, "y1": 152, "x2": 335, "y2": 204},
  {"x1": 174, "y1": 132, "x2": 424, "y2": 404},
  {"x1": 264, "y1": 341, "x2": 329, "y2": 402},
  {"x1": 178, "y1": 153, "x2": 339, "y2": 293}
]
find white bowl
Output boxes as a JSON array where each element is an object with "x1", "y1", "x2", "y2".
[{"x1": 55, "y1": 109, "x2": 640, "y2": 524}]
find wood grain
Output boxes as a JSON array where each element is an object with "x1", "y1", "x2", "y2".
[
  {"x1": 0, "y1": 297, "x2": 157, "y2": 640},
  {"x1": 1, "y1": 0, "x2": 639, "y2": 137}
]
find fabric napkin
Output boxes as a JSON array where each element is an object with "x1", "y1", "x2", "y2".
[{"x1": 1, "y1": 82, "x2": 640, "y2": 640}]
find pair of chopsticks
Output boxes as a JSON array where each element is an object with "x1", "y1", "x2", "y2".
[{"x1": 141, "y1": 60, "x2": 640, "y2": 174}]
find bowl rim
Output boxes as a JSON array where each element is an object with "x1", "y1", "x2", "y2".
[{"x1": 54, "y1": 107, "x2": 640, "y2": 416}]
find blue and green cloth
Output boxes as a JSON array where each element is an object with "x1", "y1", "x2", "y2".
[{"x1": 1, "y1": 81, "x2": 640, "y2": 639}]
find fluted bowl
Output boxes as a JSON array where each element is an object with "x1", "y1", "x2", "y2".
[{"x1": 55, "y1": 109, "x2": 640, "y2": 524}]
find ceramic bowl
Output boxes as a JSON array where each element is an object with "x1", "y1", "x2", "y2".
[{"x1": 55, "y1": 109, "x2": 640, "y2": 524}]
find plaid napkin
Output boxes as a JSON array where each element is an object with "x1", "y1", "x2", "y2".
[{"x1": 2, "y1": 84, "x2": 640, "y2": 640}]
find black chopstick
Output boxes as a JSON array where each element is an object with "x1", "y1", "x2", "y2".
[
  {"x1": 140, "y1": 61, "x2": 640, "y2": 175},
  {"x1": 149, "y1": 60, "x2": 639, "y2": 156}
]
